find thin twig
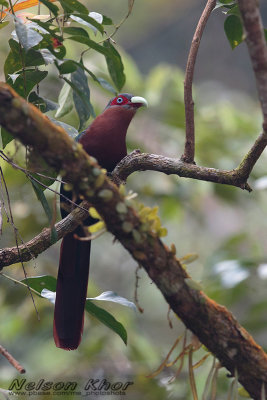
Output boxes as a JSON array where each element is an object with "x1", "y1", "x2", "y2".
[
  {"x1": 0, "y1": 150, "x2": 88, "y2": 212},
  {"x1": 188, "y1": 346, "x2": 198, "y2": 400},
  {"x1": 82, "y1": 1, "x2": 135, "y2": 56},
  {"x1": 1, "y1": 272, "x2": 41, "y2": 296},
  {"x1": 0, "y1": 167, "x2": 39, "y2": 319},
  {"x1": 210, "y1": 362, "x2": 221, "y2": 400},
  {"x1": 0, "y1": 150, "x2": 64, "y2": 183},
  {"x1": 73, "y1": 228, "x2": 106, "y2": 241},
  {"x1": 134, "y1": 264, "x2": 144, "y2": 313},
  {"x1": 0, "y1": 200, "x2": 91, "y2": 268},
  {"x1": 108, "y1": 0, "x2": 135, "y2": 40},
  {"x1": 167, "y1": 305, "x2": 173, "y2": 329},
  {"x1": 146, "y1": 335, "x2": 183, "y2": 379},
  {"x1": 202, "y1": 356, "x2": 216, "y2": 400},
  {"x1": 0, "y1": 345, "x2": 26, "y2": 374},
  {"x1": 182, "y1": 0, "x2": 216, "y2": 163}
]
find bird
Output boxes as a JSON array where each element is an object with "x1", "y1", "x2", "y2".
[{"x1": 53, "y1": 93, "x2": 148, "y2": 350}]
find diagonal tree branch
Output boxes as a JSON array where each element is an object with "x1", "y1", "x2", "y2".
[
  {"x1": 182, "y1": 0, "x2": 216, "y2": 163},
  {"x1": 0, "y1": 345, "x2": 26, "y2": 374},
  {"x1": 0, "y1": 83, "x2": 267, "y2": 399}
]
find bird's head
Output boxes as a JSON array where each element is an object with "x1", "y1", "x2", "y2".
[{"x1": 106, "y1": 93, "x2": 148, "y2": 110}]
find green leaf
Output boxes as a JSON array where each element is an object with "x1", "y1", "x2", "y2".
[
  {"x1": 4, "y1": 40, "x2": 21, "y2": 77},
  {"x1": 15, "y1": 17, "x2": 43, "y2": 51},
  {"x1": 102, "y1": 15, "x2": 113, "y2": 25},
  {"x1": 70, "y1": 14, "x2": 104, "y2": 34},
  {"x1": 1, "y1": 128, "x2": 13, "y2": 149},
  {"x1": 37, "y1": 34, "x2": 66, "y2": 59},
  {"x1": 70, "y1": 59, "x2": 117, "y2": 94},
  {"x1": 39, "y1": 48, "x2": 56, "y2": 64},
  {"x1": 21, "y1": 275, "x2": 57, "y2": 296},
  {"x1": 58, "y1": 0, "x2": 88, "y2": 14},
  {"x1": 4, "y1": 39, "x2": 45, "y2": 77},
  {"x1": 28, "y1": 19, "x2": 62, "y2": 40},
  {"x1": 97, "y1": 77, "x2": 117, "y2": 94},
  {"x1": 28, "y1": 91, "x2": 58, "y2": 112},
  {"x1": 67, "y1": 35, "x2": 109, "y2": 56},
  {"x1": 49, "y1": 117, "x2": 78, "y2": 138},
  {"x1": 62, "y1": 74, "x2": 95, "y2": 130},
  {"x1": 61, "y1": 59, "x2": 116, "y2": 95},
  {"x1": 103, "y1": 41, "x2": 125, "y2": 91},
  {"x1": 48, "y1": 43, "x2": 66, "y2": 59},
  {"x1": 55, "y1": 80, "x2": 74, "y2": 118},
  {"x1": 0, "y1": 21, "x2": 9, "y2": 29},
  {"x1": 71, "y1": 67, "x2": 93, "y2": 130},
  {"x1": 224, "y1": 15, "x2": 243, "y2": 49},
  {"x1": 226, "y1": 4, "x2": 240, "y2": 16},
  {"x1": 85, "y1": 300, "x2": 127, "y2": 344},
  {"x1": 6, "y1": 70, "x2": 48, "y2": 97},
  {"x1": 25, "y1": 49, "x2": 46, "y2": 67},
  {"x1": 63, "y1": 26, "x2": 89, "y2": 37},
  {"x1": 57, "y1": 59, "x2": 77, "y2": 74},
  {"x1": 39, "y1": 0, "x2": 59, "y2": 16},
  {"x1": 0, "y1": 0, "x2": 8, "y2": 6},
  {"x1": 31, "y1": 179, "x2": 57, "y2": 243}
]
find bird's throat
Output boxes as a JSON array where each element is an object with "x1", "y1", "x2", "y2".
[{"x1": 79, "y1": 106, "x2": 136, "y2": 171}]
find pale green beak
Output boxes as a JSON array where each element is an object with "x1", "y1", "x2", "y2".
[{"x1": 130, "y1": 96, "x2": 148, "y2": 108}]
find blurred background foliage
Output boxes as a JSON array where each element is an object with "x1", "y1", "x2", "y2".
[{"x1": 1, "y1": 0, "x2": 267, "y2": 399}]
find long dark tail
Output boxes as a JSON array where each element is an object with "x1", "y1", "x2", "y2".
[{"x1": 53, "y1": 226, "x2": 91, "y2": 350}]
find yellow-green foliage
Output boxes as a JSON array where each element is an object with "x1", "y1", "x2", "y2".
[
  {"x1": 88, "y1": 207, "x2": 105, "y2": 234},
  {"x1": 88, "y1": 221, "x2": 105, "y2": 234},
  {"x1": 135, "y1": 203, "x2": 168, "y2": 238}
]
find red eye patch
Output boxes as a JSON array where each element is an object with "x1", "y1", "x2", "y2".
[{"x1": 110, "y1": 95, "x2": 130, "y2": 106}]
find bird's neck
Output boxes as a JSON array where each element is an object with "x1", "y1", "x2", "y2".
[{"x1": 79, "y1": 106, "x2": 136, "y2": 171}]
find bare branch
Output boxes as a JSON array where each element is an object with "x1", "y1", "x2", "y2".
[
  {"x1": 112, "y1": 151, "x2": 252, "y2": 191},
  {"x1": 238, "y1": 0, "x2": 267, "y2": 132},
  {"x1": 0, "y1": 83, "x2": 267, "y2": 398},
  {"x1": 237, "y1": 131, "x2": 267, "y2": 180},
  {"x1": 182, "y1": 0, "x2": 216, "y2": 163},
  {"x1": 0, "y1": 345, "x2": 26, "y2": 374}
]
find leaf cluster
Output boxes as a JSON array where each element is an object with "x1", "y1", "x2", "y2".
[
  {"x1": 216, "y1": 1, "x2": 267, "y2": 49},
  {"x1": 1, "y1": 0, "x2": 125, "y2": 146}
]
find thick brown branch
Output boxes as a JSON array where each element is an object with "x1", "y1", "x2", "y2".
[
  {"x1": 0, "y1": 201, "x2": 90, "y2": 268},
  {"x1": 238, "y1": 0, "x2": 267, "y2": 132},
  {"x1": 182, "y1": 0, "x2": 216, "y2": 163},
  {"x1": 0, "y1": 83, "x2": 267, "y2": 398}
]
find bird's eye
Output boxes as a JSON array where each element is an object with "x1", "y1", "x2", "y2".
[{"x1": 116, "y1": 97, "x2": 124, "y2": 104}]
